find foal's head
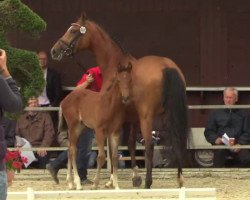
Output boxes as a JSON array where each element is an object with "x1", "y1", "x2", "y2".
[
  {"x1": 51, "y1": 12, "x2": 90, "y2": 60},
  {"x1": 117, "y1": 62, "x2": 133, "y2": 105}
]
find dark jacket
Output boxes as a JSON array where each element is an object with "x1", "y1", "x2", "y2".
[
  {"x1": 0, "y1": 76, "x2": 22, "y2": 171},
  {"x1": 204, "y1": 109, "x2": 250, "y2": 145},
  {"x1": 0, "y1": 116, "x2": 16, "y2": 147},
  {"x1": 46, "y1": 68, "x2": 62, "y2": 107}
]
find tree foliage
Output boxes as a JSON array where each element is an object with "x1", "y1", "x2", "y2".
[{"x1": 0, "y1": 0, "x2": 47, "y2": 104}]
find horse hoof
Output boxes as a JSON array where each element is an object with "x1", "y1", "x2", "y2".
[
  {"x1": 68, "y1": 183, "x2": 74, "y2": 190},
  {"x1": 105, "y1": 181, "x2": 114, "y2": 189},
  {"x1": 132, "y1": 176, "x2": 142, "y2": 187},
  {"x1": 91, "y1": 185, "x2": 98, "y2": 190},
  {"x1": 76, "y1": 185, "x2": 83, "y2": 190}
]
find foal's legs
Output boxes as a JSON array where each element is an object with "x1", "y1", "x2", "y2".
[
  {"x1": 108, "y1": 132, "x2": 120, "y2": 189},
  {"x1": 92, "y1": 130, "x2": 106, "y2": 189},
  {"x1": 105, "y1": 136, "x2": 114, "y2": 188},
  {"x1": 140, "y1": 117, "x2": 154, "y2": 189},
  {"x1": 67, "y1": 150, "x2": 73, "y2": 189},
  {"x1": 68, "y1": 124, "x2": 83, "y2": 190}
]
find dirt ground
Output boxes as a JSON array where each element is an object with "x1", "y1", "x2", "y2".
[{"x1": 7, "y1": 168, "x2": 250, "y2": 199}]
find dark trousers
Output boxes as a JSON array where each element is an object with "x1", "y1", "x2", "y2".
[
  {"x1": 213, "y1": 149, "x2": 250, "y2": 167},
  {"x1": 51, "y1": 128, "x2": 94, "y2": 180},
  {"x1": 30, "y1": 152, "x2": 51, "y2": 169}
]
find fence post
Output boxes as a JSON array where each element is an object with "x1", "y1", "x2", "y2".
[
  {"x1": 179, "y1": 187, "x2": 185, "y2": 200},
  {"x1": 27, "y1": 187, "x2": 35, "y2": 200}
]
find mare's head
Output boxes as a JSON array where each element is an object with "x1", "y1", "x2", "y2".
[
  {"x1": 51, "y1": 12, "x2": 90, "y2": 61},
  {"x1": 117, "y1": 62, "x2": 133, "y2": 105}
]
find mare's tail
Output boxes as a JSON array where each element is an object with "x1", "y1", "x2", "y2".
[
  {"x1": 58, "y1": 105, "x2": 68, "y2": 132},
  {"x1": 161, "y1": 68, "x2": 189, "y2": 184}
]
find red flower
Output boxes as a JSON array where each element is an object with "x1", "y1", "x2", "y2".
[{"x1": 4, "y1": 150, "x2": 28, "y2": 173}]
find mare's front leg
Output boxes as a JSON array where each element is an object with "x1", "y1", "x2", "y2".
[
  {"x1": 92, "y1": 129, "x2": 106, "y2": 189},
  {"x1": 140, "y1": 117, "x2": 154, "y2": 189},
  {"x1": 127, "y1": 122, "x2": 142, "y2": 187}
]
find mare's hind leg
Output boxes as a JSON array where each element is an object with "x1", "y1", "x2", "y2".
[
  {"x1": 128, "y1": 122, "x2": 142, "y2": 187},
  {"x1": 92, "y1": 130, "x2": 106, "y2": 189},
  {"x1": 68, "y1": 124, "x2": 83, "y2": 190},
  {"x1": 140, "y1": 117, "x2": 154, "y2": 189}
]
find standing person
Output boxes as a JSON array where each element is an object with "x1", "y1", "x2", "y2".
[
  {"x1": 0, "y1": 116, "x2": 16, "y2": 147},
  {"x1": 204, "y1": 87, "x2": 250, "y2": 167},
  {"x1": 16, "y1": 97, "x2": 55, "y2": 169},
  {"x1": 76, "y1": 66, "x2": 102, "y2": 91},
  {"x1": 37, "y1": 51, "x2": 62, "y2": 127},
  {"x1": 46, "y1": 66, "x2": 101, "y2": 185},
  {"x1": 0, "y1": 49, "x2": 23, "y2": 200}
]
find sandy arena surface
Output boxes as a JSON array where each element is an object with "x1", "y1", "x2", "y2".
[{"x1": 7, "y1": 168, "x2": 250, "y2": 199}]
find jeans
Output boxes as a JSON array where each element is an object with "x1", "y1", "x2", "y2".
[
  {"x1": 0, "y1": 171, "x2": 7, "y2": 200},
  {"x1": 51, "y1": 128, "x2": 94, "y2": 180},
  {"x1": 88, "y1": 151, "x2": 97, "y2": 168}
]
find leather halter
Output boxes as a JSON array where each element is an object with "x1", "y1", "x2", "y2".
[{"x1": 58, "y1": 23, "x2": 86, "y2": 57}]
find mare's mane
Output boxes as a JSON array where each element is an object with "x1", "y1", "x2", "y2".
[{"x1": 87, "y1": 19, "x2": 129, "y2": 54}]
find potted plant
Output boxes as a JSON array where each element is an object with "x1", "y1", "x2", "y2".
[{"x1": 4, "y1": 150, "x2": 28, "y2": 186}]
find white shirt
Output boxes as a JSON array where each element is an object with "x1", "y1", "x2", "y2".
[{"x1": 38, "y1": 68, "x2": 50, "y2": 105}]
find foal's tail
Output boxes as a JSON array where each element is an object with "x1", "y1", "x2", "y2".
[
  {"x1": 58, "y1": 105, "x2": 68, "y2": 132},
  {"x1": 161, "y1": 67, "x2": 189, "y2": 186}
]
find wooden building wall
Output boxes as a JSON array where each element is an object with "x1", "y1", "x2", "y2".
[{"x1": 8, "y1": 0, "x2": 250, "y2": 126}]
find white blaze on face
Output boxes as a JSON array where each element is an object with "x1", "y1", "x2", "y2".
[{"x1": 67, "y1": 26, "x2": 74, "y2": 32}]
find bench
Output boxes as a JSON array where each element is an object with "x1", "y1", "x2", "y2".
[{"x1": 188, "y1": 127, "x2": 250, "y2": 167}]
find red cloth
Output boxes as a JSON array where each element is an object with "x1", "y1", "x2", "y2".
[{"x1": 77, "y1": 66, "x2": 102, "y2": 92}]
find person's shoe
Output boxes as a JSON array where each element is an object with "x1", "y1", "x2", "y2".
[
  {"x1": 81, "y1": 179, "x2": 93, "y2": 185},
  {"x1": 46, "y1": 164, "x2": 59, "y2": 184}
]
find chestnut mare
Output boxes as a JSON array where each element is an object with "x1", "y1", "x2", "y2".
[
  {"x1": 58, "y1": 62, "x2": 133, "y2": 190},
  {"x1": 51, "y1": 13, "x2": 189, "y2": 188}
]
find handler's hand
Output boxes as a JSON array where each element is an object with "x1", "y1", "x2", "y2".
[
  {"x1": 0, "y1": 49, "x2": 10, "y2": 77},
  {"x1": 86, "y1": 74, "x2": 94, "y2": 83}
]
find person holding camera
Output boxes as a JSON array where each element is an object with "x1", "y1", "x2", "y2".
[{"x1": 0, "y1": 49, "x2": 23, "y2": 200}]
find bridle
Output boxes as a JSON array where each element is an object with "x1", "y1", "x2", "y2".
[{"x1": 58, "y1": 23, "x2": 87, "y2": 57}]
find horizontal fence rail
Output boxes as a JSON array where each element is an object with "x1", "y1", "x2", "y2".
[
  {"x1": 63, "y1": 86, "x2": 250, "y2": 92},
  {"x1": 8, "y1": 187, "x2": 217, "y2": 200},
  {"x1": 24, "y1": 104, "x2": 250, "y2": 111},
  {"x1": 8, "y1": 146, "x2": 166, "y2": 151}
]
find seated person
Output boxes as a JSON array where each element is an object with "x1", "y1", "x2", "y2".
[
  {"x1": 204, "y1": 87, "x2": 250, "y2": 167},
  {"x1": 15, "y1": 97, "x2": 55, "y2": 169}
]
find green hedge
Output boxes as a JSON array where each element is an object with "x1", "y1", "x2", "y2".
[{"x1": 0, "y1": 0, "x2": 47, "y2": 104}]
